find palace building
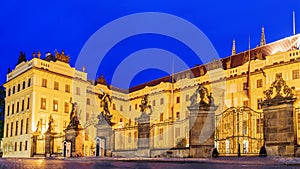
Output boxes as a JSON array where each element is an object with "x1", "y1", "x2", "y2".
[{"x1": 2, "y1": 30, "x2": 300, "y2": 157}]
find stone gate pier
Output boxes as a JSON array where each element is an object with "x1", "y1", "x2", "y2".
[
  {"x1": 187, "y1": 83, "x2": 218, "y2": 158},
  {"x1": 262, "y1": 76, "x2": 297, "y2": 157}
]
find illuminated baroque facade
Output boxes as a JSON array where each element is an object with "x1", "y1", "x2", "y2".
[{"x1": 2, "y1": 32, "x2": 300, "y2": 157}]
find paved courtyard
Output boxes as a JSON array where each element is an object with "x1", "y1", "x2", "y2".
[{"x1": 0, "y1": 157, "x2": 299, "y2": 169}]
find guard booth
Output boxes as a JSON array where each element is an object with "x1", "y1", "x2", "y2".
[
  {"x1": 62, "y1": 141, "x2": 71, "y2": 157},
  {"x1": 95, "y1": 137, "x2": 105, "y2": 157}
]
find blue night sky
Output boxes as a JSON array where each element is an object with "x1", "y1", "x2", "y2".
[{"x1": 0, "y1": 1, "x2": 299, "y2": 89}]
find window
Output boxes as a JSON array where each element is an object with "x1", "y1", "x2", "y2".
[
  {"x1": 76, "y1": 87, "x2": 80, "y2": 95},
  {"x1": 120, "y1": 105, "x2": 123, "y2": 111},
  {"x1": 12, "y1": 104, "x2": 14, "y2": 114},
  {"x1": 28, "y1": 78, "x2": 31, "y2": 87},
  {"x1": 243, "y1": 100, "x2": 249, "y2": 107},
  {"x1": 53, "y1": 100, "x2": 58, "y2": 111},
  {"x1": 21, "y1": 99, "x2": 24, "y2": 111},
  {"x1": 134, "y1": 131, "x2": 137, "y2": 138},
  {"x1": 128, "y1": 132, "x2": 131, "y2": 143},
  {"x1": 20, "y1": 120, "x2": 23, "y2": 135},
  {"x1": 292, "y1": 69, "x2": 299, "y2": 79},
  {"x1": 87, "y1": 98, "x2": 90, "y2": 105},
  {"x1": 17, "y1": 84, "x2": 20, "y2": 92},
  {"x1": 15, "y1": 121, "x2": 18, "y2": 136},
  {"x1": 257, "y1": 98, "x2": 263, "y2": 110},
  {"x1": 13, "y1": 86, "x2": 15, "y2": 94},
  {"x1": 7, "y1": 105, "x2": 10, "y2": 116},
  {"x1": 128, "y1": 119, "x2": 132, "y2": 126},
  {"x1": 186, "y1": 94, "x2": 189, "y2": 102},
  {"x1": 176, "y1": 96, "x2": 180, "y2": 104},
  {"x1": 113, "y1": 104, "x2": 116, "y2": 110},
  {"x1": 159, "y1": 128, "x2": 163, "y2": 140},
  {"x1": 40, "y1": 118, "x2": 45, "y2": 131},
  {"x1": 63, "y1": 121, "x2": 67, "y2": 128},
  {"x1": 22, "y1": 81, "x2": 26, "y2": 90},
  {"x1": 41, "y1": 98, "x2": 46, "y2": 110},
  {"x1": 160, "y1": 113, "x2": 164, "y2": 122},
  {"x1": 256, "y1": 118, "x2": 263, "y2": 133},
  {"x1": 16, "y1": 102, "x2": 19, "y2": 113},
  {"x1": 152, "y1": 100, "x2": 156, "y2": 106},
  {"x1": 160, "y1": 98, "x2": 164, "y2": 105},
  {"x1": 6, "y1": 123, "x2": 9, "y2": 138},
  {"x1": 176, "y1": 112, "x2": 180, "y2": 120},
  {"x1": 42, "y1": 78, "x2": 47, "y2": 87},
  {"x1": 243, "y1": 82, "x2": 248, "y2": 90},
  {"x1": 19, "y1": 142, "x2": 22, "y2": 151},
  {"x1": 11, "y1": 122, "x2": 13, "y2": 137},
  {"x1": 27, "y1": 97, "x2": 30, "y2": 109},
  {"x1": 25, "y1": 118, "x2": 29, "y2": 134},
  {"x1": 65, "y1": 84, "x2": 70, "y2": 93},
  {"x1": 14, "y1": 142, "x2": 17, "y2": 151},
  {"x1": 64, "y1": 102, "x2": 69, "y2": 113},
  {"x1": 25, "y1": 141, "x2": 28, "y2": 151},
  {"x1": 8, "y1": 88, "x2": 11, "y2": 96},
  {"x1": 86, "y1": 112, "x2": 90, "y2": 121},
  {"x1": 242, "y1": 120, "x2": 248, "y2": 135},
  {"x1": 129, "y1": 105, "x2": 132, "y2": 111},
  {"x1": 175, "y1": 128, "x2": 180, "y2": 138},
  {"x1": 135, "y1": 104, "x2": 137, "y2": 110},
  {"x1": 256, "y1": 79, "x2": 263, "y2": 88},
  {"x1": 54, "y1": 81, "x2": 59, "y2": 90}
]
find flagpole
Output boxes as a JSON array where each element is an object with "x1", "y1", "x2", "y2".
[
  {"x1": 247, "y1": 35, "x2": 251, "y2": 107},
  {"x1": 171, "y1": 55, "x2": 174, "y2": 120},
  {"x1": 293, "y1": 11, "x2": 296, "y2": 35}
]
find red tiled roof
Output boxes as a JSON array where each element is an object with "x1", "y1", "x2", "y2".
[{"x1": 127, "y1": 34, "x2": 300, "y2": 93}]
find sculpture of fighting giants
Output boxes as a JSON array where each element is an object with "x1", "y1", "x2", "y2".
[
  {"x1": 67, "y1": 97, "x2": 81, "y2": 128},
  {"x1": 190, "y1": 83, "x2": 215, "y2": 107},
  {"x1": 97, "y1": 90, "x2": 113, "y2": 125},
  {"x1": 139, "y1": 94, "x2": 152, "y2": 114}
]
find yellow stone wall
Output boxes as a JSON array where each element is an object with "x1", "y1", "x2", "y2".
[{"x1": 2, "y1": 35, "x2": 300, "y2": 157}]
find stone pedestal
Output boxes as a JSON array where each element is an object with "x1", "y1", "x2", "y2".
[
  {"x1": 136, "y1": 112, "x2": 150, "y2": 157},
  {"x1": 188, "y1": 105, "x2": 217, "y2": 158},
  {"x1": 31, "y1": 131, "x2": 40, "y2": 156},
  {"x1": 45, "y1": 132, "x2": 54, "y2": 157},
  {"x1": 95, "y1": 122, "x2": 113, "y2": 157},
  {"x1": 263, "y1": 98, "x2": 296, "y2": 157},
  {"x1": 64, "y1": 125, "x2": 83, "y2": 157}
]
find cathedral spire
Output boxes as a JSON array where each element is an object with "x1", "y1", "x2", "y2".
[
  {"x1": 260, "y1": 26, "x2": 266, "y2": 46},
  {"x1": 231, "y1": 39, "x2": 236, "y2": 55}
]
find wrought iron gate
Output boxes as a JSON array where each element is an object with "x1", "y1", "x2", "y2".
[{"x1": 214, "y1": 106, "x2": 263, "y2": 156}]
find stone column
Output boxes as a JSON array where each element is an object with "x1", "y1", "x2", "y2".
[
  {"x1": 187, "y1": 83, "x2": 218, "y2": 158},
  {"x1": 45, "y1": 132, "x2": 54, "y2": 157},
  {"x1": 31, "y1": 132, "x2": 40, "y2": 157},
  {"x1": 188, "y1": 105, "x2": 217, "y2": 158},
  {"x1": 262, "y1": 76, "x2": 297, "y2": 157},
  {"x1": 135, "y1": 112, "x2": 150, "y2": 157},
  {"x1": 64, "y1": 126, "x2": 83, "y2": 157},
  {"x1": 64, "y1": 101, "x2": 84, "y2": 157},
  {"x1": 263, "y1": 98, "x2": 296, "y2": 157},
  {"x1": 95, "y1": 122, "x2": 113, "y2": 157}
]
